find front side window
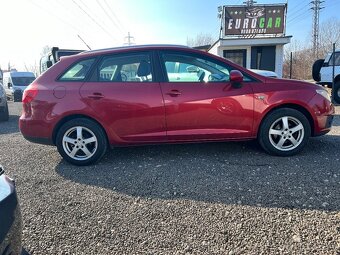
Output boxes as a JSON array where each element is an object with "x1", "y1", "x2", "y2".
[
  {"x1": 97, "y1": 53, "x2": 153, "y2": 82},
  {"x1": 328, "y1": 52, "x2": 340, "y2": 66},
  {"x1": 162, "y1": 53, "x2": 231, "y2": 83},
  {"x1": 59, "y1": 58, "x2": 95, "y2": 81},
  {"x1": 162, "y1": 52, "x2": 254, "y2": 83}
]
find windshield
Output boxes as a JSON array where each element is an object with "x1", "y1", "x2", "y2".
[{"x1": 12, "y1": 76, "x2": 35, "y2": 86}]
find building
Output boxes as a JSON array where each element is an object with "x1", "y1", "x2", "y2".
[{"x1": 209, "y1": 3, "x2": 291, "y2": 78}]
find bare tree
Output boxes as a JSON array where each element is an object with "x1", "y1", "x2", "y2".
[
  {"x1": 24, "y1": 61, "x2": 39, "y2": 76},
  {"x1": 187, "y1": 33, "x2": 216, "y2": 47},
  {"x1": 318, "y1": 18, "x2": 340, "y2": 57},
  {"x1": 41, "y1": 45, "x2": 51, "y2": 57}
]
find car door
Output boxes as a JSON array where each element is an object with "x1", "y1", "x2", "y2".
[
  {"x1": 80, "y1": 52, "x2": 166, "y2": 144},
  {"x1": 158, "y1": 50, "x2": 255, "y2": 141}
]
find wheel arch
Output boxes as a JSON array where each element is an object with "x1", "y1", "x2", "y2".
[
  {"x1": 334, "y1": 74, "x2": 340, "y2": 84},
  {"x1": 52, "y1": 114, "x2": 109, "y2": 145},
  {"x1": 257, "y1": 104, "x2": 315, "y2": 137}
]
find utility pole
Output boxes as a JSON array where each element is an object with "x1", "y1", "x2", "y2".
[
  {"x1": 124, "y1": 32, "x2": 135, "y2": 46},
  {"x1": 311, "y1": 0, "x2": 324, "y2": 58},
  {"x1": 243, "y1": 0, "x2": 257, "y2": 6}
]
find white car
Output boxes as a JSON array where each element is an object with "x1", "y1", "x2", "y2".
[
  {"x1": 2, "y1": 71, "x2": 36, "y2": 102},
  {"x1": 312, "y1": 49, "x2": 340, "y2": 103}
]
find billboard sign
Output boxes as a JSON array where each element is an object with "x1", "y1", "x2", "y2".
[{"x1": 224, "y1": 4, "x2": 286, "y2": 36}]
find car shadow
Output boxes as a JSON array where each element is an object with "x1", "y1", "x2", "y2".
[
  {"x1": 0, "y1": 115, "x2": 19, "y2": 135},
  {"x1": 56, "y1": 136, "x2": 340, "y2": 212},
  {"x1": 21, "y1": 248, "x2": 31, "y2": 255}
]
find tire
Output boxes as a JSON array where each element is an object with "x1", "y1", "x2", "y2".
[
  {"x1": 56, "y1": 118, "x2": 108, "y2": 166},
  {"x1": 258, "y1": 108, "x2": 311, "y2": 156},
  {"x1": 312, "y1": 59, "x2": 324, "y2": 82},
  {"x1": 333, "y1": 81, "x2": 340, "y2": 104},
  {"x1": 0, "y1": 102, "x2": 9, "y2": 122}
]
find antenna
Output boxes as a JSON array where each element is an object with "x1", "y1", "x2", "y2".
[{"x1": 77, "y1": 35, "x2": 92, "y2": 50}]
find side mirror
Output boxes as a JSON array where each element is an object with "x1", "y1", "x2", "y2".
[
  {"x1": 230, "y1": 70, "x2": 243, "y2": 88},
  {"x1": 46, "y1": 60, "x2": 53, "y2": 68},
  {"x1": 8, "y1": 82, "x2": 12, "y2": 88},
  {"x1": 186, "y1": 65, "x2": 200, "y2": 73}
]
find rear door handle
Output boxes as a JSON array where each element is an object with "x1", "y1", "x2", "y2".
[
  {"x1": 167, "y1": 90, "x2": 181, "y2": 97},
  {"x1": 88, "y1": 92, "x2": 104, "y2": 100}
]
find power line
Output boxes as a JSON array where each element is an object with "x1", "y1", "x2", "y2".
[
  {"x1": 95, "y1": 0, "x2": 124, "y2": 35},
  {"x1": 287, "y1": 2, "x2": 310, "y2": 21},
  {"x1": 103, "y1": 0, "x2": 126, "y2": 31},
  {"x1": 28, "y1": 0, "x2": 81, "y2": 34},
  {"x1": 71, "y1": 0, "x2": 116, "y2": 40},
  {"x1": 288, "y1": 0, "x2": 309, "y2": 14}
]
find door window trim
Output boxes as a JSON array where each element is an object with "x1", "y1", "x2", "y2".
[
  {"x1": 89, "y1": 51, "x2": 156, "y2": 83},
  {"x1": 158, "y1": 50, "x2": 259, "y2": 83}
]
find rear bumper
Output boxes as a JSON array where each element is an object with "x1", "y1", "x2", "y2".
[
  {"x1": 0, "y1": 176, "x2": 22, "y2": 255},
  {"x1": 19, "y1": 116, "x2": 54, "y2": 145}
]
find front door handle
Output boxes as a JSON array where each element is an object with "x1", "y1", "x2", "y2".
[
  {"x1": 167, "y1": 90, "x2": 181, "y2": 97},
  {"x1": 88, "y1": 92, "x2": 104, "y2": 100}
]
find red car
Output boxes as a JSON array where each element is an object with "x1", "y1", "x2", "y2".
[{"x1": 19, "y1": 45, "x2": 334, "y2": 165}]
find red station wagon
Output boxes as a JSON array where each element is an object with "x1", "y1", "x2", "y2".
[{"x1": 19, "y1": 45, "x2": 334, "y2": 165}]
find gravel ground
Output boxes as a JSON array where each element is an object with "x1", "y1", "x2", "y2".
[{"x1": 0, "y1": 101, "x2": 339, "y2": 255}]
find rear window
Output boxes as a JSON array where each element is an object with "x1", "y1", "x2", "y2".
[{"x1": 59, "y1": 58, "x2": 95, "y2": 81}]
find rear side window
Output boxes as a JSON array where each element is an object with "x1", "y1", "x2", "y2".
[
  {"x1": 96, "y1": 53, "x2": 153, "y2": 82},
  {"x1": 59, "y1": 58, "x2": 95, "y2": 81}
]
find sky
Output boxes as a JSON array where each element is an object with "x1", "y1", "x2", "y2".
[{"x1": 0, "y1": 0, "x2": 339, "y2": 71}]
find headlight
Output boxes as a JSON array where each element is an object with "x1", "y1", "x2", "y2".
[{"x1": 316, "y1": 89, "x2": 331, "y2": 102}]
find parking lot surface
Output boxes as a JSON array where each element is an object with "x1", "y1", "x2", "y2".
[{"x1": 0, "y1": 102, "x2": 339, "y2": 254}]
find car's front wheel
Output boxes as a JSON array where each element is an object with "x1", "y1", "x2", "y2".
[
  {"x1": 56, "y1": 118, "x2": 108, "y2": 166},
  {"x1": 258, "y1": 108, "x2": 311, "y2": 156}
]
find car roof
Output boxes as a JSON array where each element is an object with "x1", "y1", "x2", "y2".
[
  {"x1": 85, "y1": 44, "x2": 190, "y2": 53},
  {"x1": 75, "y1": 44, "x2": 193, "y2": 58}
]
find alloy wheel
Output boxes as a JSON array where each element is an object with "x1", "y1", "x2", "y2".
[
  {"x1": 62, "y1": 126, "x2": 98, "y2": 161},
  {"x1": 268, "y1": 116, "x2": 304, "y2": 152}
]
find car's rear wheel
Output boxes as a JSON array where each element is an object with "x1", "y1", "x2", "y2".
[
  {"x1": 0, "y1": 102, "x2": 9, "y2": 122},
  {"x1": 258, "y1": 108, "x2": 311, "y2": 156},
  {"x1": 56, "y1": 118, "x2": 107, "y2": 166},
  {"x1": 333, "y1": 81, "x2": 340, "y2": 104}
]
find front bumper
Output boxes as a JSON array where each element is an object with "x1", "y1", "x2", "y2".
[
  {"x1": 0, "y1": 175, "x2": 22, "y2": 255},
  {"x1": 309, "y1": 93, "x2": 335, "y2": 136}
]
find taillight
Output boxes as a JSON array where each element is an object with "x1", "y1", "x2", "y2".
[{"x1": 22, "y1": 86, "x2": 38, "y2": 104}]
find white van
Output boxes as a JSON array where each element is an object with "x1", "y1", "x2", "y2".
[{"x1": 2, "y1": 71, "x2": 36, "y2": 102}]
